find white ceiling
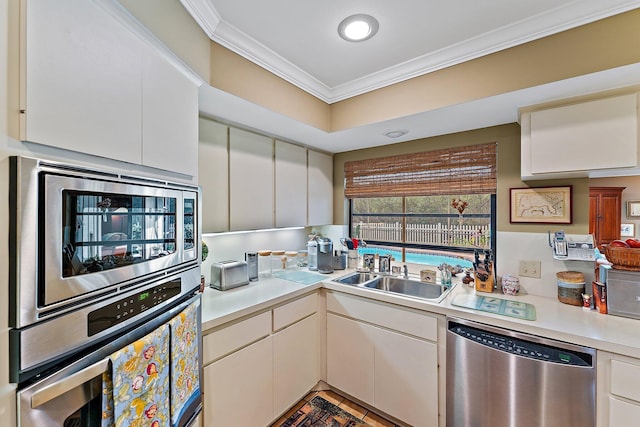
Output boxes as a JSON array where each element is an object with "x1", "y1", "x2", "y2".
[{"x1": 183, "y1": 0, "x2": 640, "y2": 153}]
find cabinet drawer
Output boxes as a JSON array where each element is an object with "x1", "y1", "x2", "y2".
[
  {"x1": 611, "y1": 359, "x2": 640, "y2": 402},
  {"x1": 610, "y1": 396, "x2": 640, "y2": 426},
  {"x1": 273, "y1": 293, "x2": 318, "y2": 331},
  {"x1": 203, "y1": 311, "x2": 271, "y2": 363},
  {"x1": 326, "y1": 292, "x2": 438, "y2": 341}
]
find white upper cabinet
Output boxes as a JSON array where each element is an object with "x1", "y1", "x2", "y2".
[
  {"x1": 275, "y1": 140, "x2": 307, "y2": 227},
  {"x1": 521, "y1": 93, "x2": 639, "y2": 180},
  {"x1": 198, "y1": 122, "x2": 333, "y2": 232},
  {"x1": 199, "y1": 119, "x2": 229, "y2": 233},
  {"x1": 229, "y1": 128, "x2": 274, "y2": 231},
  {"x1": 308, "y1": 150, "x2": 333, "y2": 226},
  {"x1": 20, "y1": 0, "x2": 199, "y2": 177},
  {"x1": 21, "y1": 0, "x2": 143, "y2": 164},
  {"x1": 142, "y1": 48, "x2": 198, "y2": 175}
]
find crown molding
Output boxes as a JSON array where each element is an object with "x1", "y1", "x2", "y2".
[
  {"x1": 99, "y1": 0, "x2": 205, "y2": 86},
  {"x1": 182, "y1": 0, "x2": 640, "y2": 103}
]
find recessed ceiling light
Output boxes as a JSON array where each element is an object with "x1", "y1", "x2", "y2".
[
  {"x1": 384, "y1": 130, "x2": 408, "y2": 138},
  {"x1": 338, "y1": 14, "x2": 379, "y2": 42}
]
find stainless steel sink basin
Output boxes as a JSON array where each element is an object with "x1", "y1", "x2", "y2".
[
  {"x1": 334, "y1": 271, "x2": 454, "y2": 303},
  {"x1": 334, "y1": 272, "x2": 379, "y2": 285}
]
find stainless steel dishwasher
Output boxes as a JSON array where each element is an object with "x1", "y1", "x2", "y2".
[{"x1": 446, "y1": 317, "x2": 596, "y2": 427}]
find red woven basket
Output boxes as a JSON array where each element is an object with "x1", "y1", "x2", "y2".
[{"x1": 604, "y1": 245, "x2": 640, "y2": 271}]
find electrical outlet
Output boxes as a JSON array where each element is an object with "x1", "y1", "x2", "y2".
[{"x1": 519, "y1": 260, "x2": 541, "y2": 278}]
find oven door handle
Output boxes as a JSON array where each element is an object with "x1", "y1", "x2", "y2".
[{"x1": 31, "y1": 358, "x2": 110, "y2": 408}]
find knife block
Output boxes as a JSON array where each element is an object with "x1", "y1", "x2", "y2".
[{"x1": 474, "y1": 261, "x2": 494, "y2": 293}]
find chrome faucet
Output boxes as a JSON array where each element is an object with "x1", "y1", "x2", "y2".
[{"x1": 402, "y1": 264, "x2": 409, "y2": 279}]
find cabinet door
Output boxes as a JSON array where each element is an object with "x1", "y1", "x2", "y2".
[
  {"x1": 308, "y1": 150, "x2": 333, "y2": 226},
  {"x1": 373, "y1": 327, "x2": 438, "y2": 427},
  {"x1": 326, "y1": 313, "x2": 375, "y2": 405},
  {"x1": 203, "y1": 336, "x2": 273, "y2": 427},
  {"x1": 599, "y1": 191, "x2": 623, "y2": 246},
  {"x1": 610, "y1": 397, "x2": 640, "y2": 427},
  {"x1": 273, "y1": 314, "x2": 319, "y2": 417},
  {"x1": 275, "y1": 141, "x2": 307, "y2": 227},
  {"x1": 229, "y1": 128, "x2": 274, "y2": 230},
  {"x1": 529, "y1": 95, "x2": 638, "y2": 174},
  {"x1": 22, "y1": 0, "x2": 142, "y2": 163},
  {"x1": 199, "y1": 119, "x2": 229, "y2": 232},
  {"x1": 590, "y1": 187, "x2": 624, "y2": 248},
  {"x1": 142, "y1": 48, "x2": 198, "y2": 176}
]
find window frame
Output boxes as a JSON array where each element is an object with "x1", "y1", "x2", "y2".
[{"x1": 348, "y1": 194, "x2": 496, "y2": 265}]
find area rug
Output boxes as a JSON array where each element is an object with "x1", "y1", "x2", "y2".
[{"x1": 278, "y1": 396, "x2": 372, "y2": 427}]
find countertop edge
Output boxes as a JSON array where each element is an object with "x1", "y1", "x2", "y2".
[{"x1": 200, "y1": 271, "x2": 640, "y2": 358}]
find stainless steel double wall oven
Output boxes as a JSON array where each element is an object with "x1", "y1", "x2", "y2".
[{"x1": 9, "y1": 156, "x2": 203, "y2": 426}]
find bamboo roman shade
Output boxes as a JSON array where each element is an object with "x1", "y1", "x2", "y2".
[{"x1": 344, "y1": 142, "x2": 497, "y2": 198}]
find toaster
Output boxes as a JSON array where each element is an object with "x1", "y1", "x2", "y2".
[{"x1": 210, "y1": 260, "x2": 249, "y2": 291}]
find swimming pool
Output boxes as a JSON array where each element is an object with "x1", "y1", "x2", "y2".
[{"x1": 358, "y1": 247, "x2": 474, "y2": 268}]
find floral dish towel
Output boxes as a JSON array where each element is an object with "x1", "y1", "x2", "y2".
[
  {"x1": 169, "y1": 301, "x2": 200, "y2": 427},
  {"x1": 102, "y1": 324, "x2": 171, "y2": 427}
]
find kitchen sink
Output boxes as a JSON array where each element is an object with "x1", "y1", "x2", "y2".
[
  {"x1": 334, "y1": 271, "x2": 454, "y2": 303},
  {"x1": 334, "y1": 271, "x2": 379, "y2": 285}
]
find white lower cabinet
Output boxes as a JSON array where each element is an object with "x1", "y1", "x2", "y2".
[
  {"x1": 598, "y1": 351, "x2": 640, "y2": 427},
  {"x1": 326, "y1": 313, "x2": 375, "y2": 405},
  {"x1": 326, "y1": 292, "x2": 440, "y2": 427},
  {"x1": 202, "y1": 292, "x2": 319, "y2": 426},
  {"x1": 273, "y1": 313, "x2": 320, "y2": 417},
  {"x1": 373, "y1": 325, "x2": 438, "y2": 426},
  {"x1": 203, "y1": 336, "x2": 274, "y2": 427}
]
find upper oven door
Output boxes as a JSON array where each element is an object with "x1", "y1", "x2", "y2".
[{"x1": 41, "y1": 172, "x2": 185, "y2": 307}]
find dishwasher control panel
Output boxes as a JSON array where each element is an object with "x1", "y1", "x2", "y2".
[{"x1": 449, "y1": 322, "x2": 593, "y2": 367}]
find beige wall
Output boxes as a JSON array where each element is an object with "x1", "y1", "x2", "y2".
[
  {"x1": 119, "y1": 0, "x2": 211, "y2": 81},
  {"x1": 333, "y1": 123, "x2": 590, "y2": 234},
  {"x1": 210, "y1": 43, "x2": 331, "y2": 131},
  {"x1": 331, "y1": 9, "x2": 640, "y2": 131},
  {"x1": 207, "y1": 9, "x2": 640, "y2": 134}
]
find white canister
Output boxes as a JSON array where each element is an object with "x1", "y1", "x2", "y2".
[{"x1": 501, "y1": 275, "x2": 520, "y2": 295}]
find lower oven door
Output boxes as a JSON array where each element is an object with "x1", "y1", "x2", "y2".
[{"x1": 17, "y1": 293, "x2": 202, "y2": 427}]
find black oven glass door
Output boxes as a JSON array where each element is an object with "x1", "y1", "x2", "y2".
[
  {"x1": 63, "y1": 191, "x2": 177, "y2": 277},
  {"x1": 42, "y1": 173, "x2": 186, "y2": 308}
]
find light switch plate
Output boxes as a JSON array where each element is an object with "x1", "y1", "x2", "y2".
[{"x1": 519, "y1": 260, "x2": 541, "y2": 278}]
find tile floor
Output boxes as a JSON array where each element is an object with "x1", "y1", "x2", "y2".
[{"x1": 271, "y1": 389, "x2": 399, "y2": 427}]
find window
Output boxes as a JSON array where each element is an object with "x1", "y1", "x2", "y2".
[{"x1": 345, "y1": 143, "x2": 496, "y2": 267}]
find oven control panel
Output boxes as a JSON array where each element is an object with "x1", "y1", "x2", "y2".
[{"x1": 88, "y1": 279, "x2": 181, "y2": 336}]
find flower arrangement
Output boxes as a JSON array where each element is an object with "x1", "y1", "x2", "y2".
[{"x1": 451, "y1": 198, "x2": 468, "y2": 215}]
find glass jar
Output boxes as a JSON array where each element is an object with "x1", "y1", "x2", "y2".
[
  {"x1": 285, "y1": 251, "x2": 299, "y2": 270},
  {"x1": 271, "y1": 250, "x2": 286, "y2": 275},
  {"x1": 258, "y1": 250, "x2": 272, "y2": 279},
  {"x1": 307, "y1": 239, "x2": 318, "y2": 271},
  {"x1": 298, "y1": 250, "x2": 308, "y2": 267}
]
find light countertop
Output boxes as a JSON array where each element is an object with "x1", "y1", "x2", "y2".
[{"x1": 201, "y1": 268, "x2": 640, "y2": 358}]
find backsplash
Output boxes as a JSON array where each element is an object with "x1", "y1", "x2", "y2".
[
  {"x1": 496, "y1": 231, "x2": 594, "y2": 298},
  {"x1": 201, "y1": 228, "x2": 309, "y2": 285}
]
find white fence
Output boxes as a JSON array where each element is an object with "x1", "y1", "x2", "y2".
[{"x1": 358, "y1": 222, "x2": 490, "y2": 247}]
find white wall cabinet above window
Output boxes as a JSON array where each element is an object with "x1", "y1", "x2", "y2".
[
  {"x1": 520, "y1": 93, "x2": 639, "y2": 180},
  {"x1": 20, "y1": 0, "x2": 198, "y2": 178}
]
